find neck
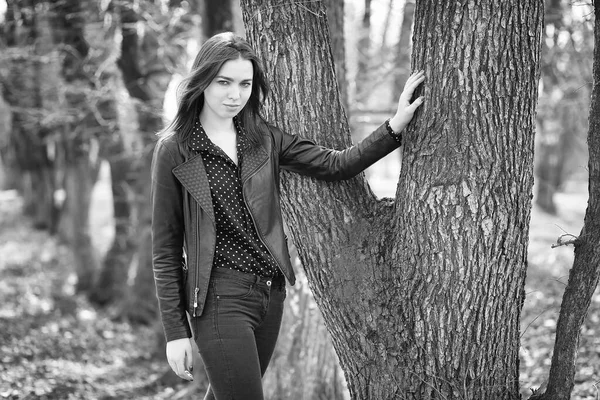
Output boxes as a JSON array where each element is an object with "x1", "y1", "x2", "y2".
[{"x1": 199, "y1": 109, "x2": 235, "y2": 134}]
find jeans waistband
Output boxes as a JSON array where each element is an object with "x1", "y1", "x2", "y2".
[{"x1": 211, "y1": 267, "x2": 285, "y2": 289}]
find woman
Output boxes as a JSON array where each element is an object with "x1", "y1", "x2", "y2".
[{"x1": 151, "y1": 32, "x2": 424, "y2": 400}]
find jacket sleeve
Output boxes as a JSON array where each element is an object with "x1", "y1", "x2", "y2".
[
  {"x1": 273, "y1": 122, "x2": 401, "y2": 181},
  {"x1": 151, "y1": 139, "x2": 191, "y2": 342}
]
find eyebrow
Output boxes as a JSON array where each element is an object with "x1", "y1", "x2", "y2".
[{"x1": 216, "y1": 75, "x2": 253, "y2": 83}]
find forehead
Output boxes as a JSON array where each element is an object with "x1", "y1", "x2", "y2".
[{"x1": 217, "y1": 56, "x2": 253, "y2": 80}]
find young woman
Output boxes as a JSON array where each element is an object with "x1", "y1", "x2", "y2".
[{"x1": 151, "y1": 32, "x2": 425, "y2": 400}]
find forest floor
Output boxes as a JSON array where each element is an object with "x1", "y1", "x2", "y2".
[{"x1": 0, "y1": 166, "x2": 594, "y2": 399}]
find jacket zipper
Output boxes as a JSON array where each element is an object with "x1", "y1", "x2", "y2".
[
  {"x1": 193, "y1": 204, "x2": 201, "y2": 317},
  {"x1": 241, "y1": 160, "x2": 287, "y2": 279}
]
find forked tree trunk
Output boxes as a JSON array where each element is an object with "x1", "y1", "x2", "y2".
[
  {"x1": 261, "y1": 0, "x2": 349, "y2": 396},
  {"x1": 535, "y1": 3, "x2": 600, "y2": 399},
  {"x1": 241, "y1": 1, "x2": 542, "y2": 398}
]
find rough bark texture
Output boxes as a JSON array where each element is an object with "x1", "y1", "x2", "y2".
[
  {"x1": 324, "y1": 0, "x2": 348, "y2": 111},
  {"x1": 536, "y1": 3, "x2": 600, "y2": 399},
  {"x1": 391, "y1": 2, "x2": 541, "y2": 397},
  {"x1": 241, "y1": 0, "x2": 541, "y2": 398}
]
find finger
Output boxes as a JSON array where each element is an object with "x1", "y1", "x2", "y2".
[
  {"x1": 405, "y1": 74, "x2": 425, "y2": 92},
  {"x1": 401, "y1": 77, "x2": 425, "y2": 100},
  {"x1": 405, "y1": 70, "x2": 425, "y2": 86},
  {"x1": 183, "y1": 348, "x2": 194, "y2": 380},
  {"x1": 408, "y1": 96, "x2": 425, "y2": 112},
  {"x1": 175, "y1": 357, "x2": 191, "y2": 381}
]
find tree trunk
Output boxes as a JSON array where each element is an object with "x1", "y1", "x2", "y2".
[
  {"x1": 534, "y1": 0, "x2": 564, "y2": 214},
  {"x1": 116, "y1": 2, "x2": 172, "y2": 324},
  {"x1": 324, "y1": 0, "x2": 349, "y2": 111},
  {"x1": 200, "y1": 0, "x2": 234, "y2": 38},
  {"x1": 48, "y1": 0, "x2": 104, "y2": 292},
  {"x1": 0, "y1": 0, "x2": 59, "y2": 232},
  {"x1": 240, "y1": 0, "x2": 541, "y2": 398},
  {"x1": 535, "y1": 3, "x2": 600, "y2": 399}
]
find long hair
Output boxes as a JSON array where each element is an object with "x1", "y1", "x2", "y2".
[{"x1": 159, "y1": 32, "x2": 269, "y2": 146}]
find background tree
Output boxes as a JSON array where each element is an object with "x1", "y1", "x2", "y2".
[
  {"x1": 392, "y1": 0, "x2": 415, "y2": 102},
  {"x1": 535, "y1": 0, "x2": 592, "y2": 214},
  {"x1": 0, "y1": 0, "x2": 60, "y2": 232},
  {"x1": 48, "y1": 0, "x2": 116, "y2": 293},
  {"x1": 534, "y1": 3, "x2": 599, "y2": 399},
  {"x1": 354, "y1": 0, "x2": 371, "y2": 104},
  {"x1": 240, "y1": 1, "x2": 542, "y2": 398}
]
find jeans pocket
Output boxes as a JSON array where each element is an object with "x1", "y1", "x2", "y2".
[{"x1": 214, "y1": 278, "x2": 254, "y2": 300}]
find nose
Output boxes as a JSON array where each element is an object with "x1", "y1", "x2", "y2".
[{"x1": 228, "y1": 86, "x2": 240, "y2": 100}]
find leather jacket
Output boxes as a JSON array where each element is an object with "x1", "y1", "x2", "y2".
[{"x1": 151, "y1": 121, "x2": 400, "y2": 341}]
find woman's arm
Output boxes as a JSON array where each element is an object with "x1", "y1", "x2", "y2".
[
  {"x1": 150, "y1": 139, "x2": 190, "y2": 342},
  {"x1": 275, "y1": 71, "x2": 425, "y2": 181}
]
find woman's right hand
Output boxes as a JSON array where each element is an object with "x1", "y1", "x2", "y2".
[{"x1": 166, "y1": 337, "x2": 194, "y2": 381}]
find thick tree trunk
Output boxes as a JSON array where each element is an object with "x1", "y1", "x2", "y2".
[
  {"x1": 241, "y1": 0, "x2": 541, "y2": 398},
  {"x1": 535, "y1": 3, "x2": 600, "y2": 399},
  {"x1": 324, "y1": 0, "x2": 348, "y2": 111}
]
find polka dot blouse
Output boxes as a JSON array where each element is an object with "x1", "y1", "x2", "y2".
[{"x1": 190, "y1": 118, "x2": 280, "y2": 278}]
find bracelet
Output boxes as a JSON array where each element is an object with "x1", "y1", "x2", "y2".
[{"x1": 385, "y1": 119, "x2": 402, "y2": 143}]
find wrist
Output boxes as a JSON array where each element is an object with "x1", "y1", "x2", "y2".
[
  {"x1": 388, "y1": 116, "x2": 404, "y2": 134},
  {"x1": 385, "y1": 118, "x2": 402, "y2": 144}
]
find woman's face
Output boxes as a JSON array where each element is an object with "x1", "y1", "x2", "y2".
[{"x1": 202, "y1": 56, "x2": 254, "y2": 121}]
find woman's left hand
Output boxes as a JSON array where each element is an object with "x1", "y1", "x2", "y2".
[{"x1": 389, "y1": 70, "x2": 425, "y2": 133}]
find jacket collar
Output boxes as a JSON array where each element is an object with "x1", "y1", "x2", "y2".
[{"x1": 171, "y1": 120, "x2": 269, "y2": 222}]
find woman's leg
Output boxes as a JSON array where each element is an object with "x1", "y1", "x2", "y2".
[{"x1": 193, "y1": 268, "x2": 285, "y2": 400}]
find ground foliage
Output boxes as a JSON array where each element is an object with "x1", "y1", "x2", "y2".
[
  {"x1": 0, "y1": 182, "x2": 595, "y2": 399},
  {"x1": 0, "y1": 192, "x2": 197, "y2": 400}
]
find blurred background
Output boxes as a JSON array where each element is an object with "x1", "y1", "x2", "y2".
[{"x1": 0, "y1": 0, "x2": 594, "y2": 399}]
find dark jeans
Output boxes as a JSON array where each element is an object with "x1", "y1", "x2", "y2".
[{"x1": 192, "y1": 267, "x2": 286, "y2": 400}]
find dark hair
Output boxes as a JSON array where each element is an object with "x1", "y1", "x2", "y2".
[{"x1": 159, "y1": 32, "x2": 269, "y2": 145}]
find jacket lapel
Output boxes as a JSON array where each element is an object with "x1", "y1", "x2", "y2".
[
  {"x1": 240, "y1": 143, "x2": 269, "y2": 183},
  {"x1": 172, "y1": 153, "x2": 215, "y2": 224}
]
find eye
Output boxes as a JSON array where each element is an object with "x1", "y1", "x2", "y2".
[
  {"x1": 241, "y1": 82, "x2": 252, "y2": 88},
  {"x1": 217, "y1": 80, "x2": 229, "y2": 85}
]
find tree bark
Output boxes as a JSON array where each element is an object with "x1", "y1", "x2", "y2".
[
  {"x1": 241, "y1": 0, "x2": 541, "y2": 398},
  {"x1": 323, "y1": 0, "x2": 348, "y2": 111},
  {"x1": 535, "y1": 3, "x2": 600, "y2": 399}
]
